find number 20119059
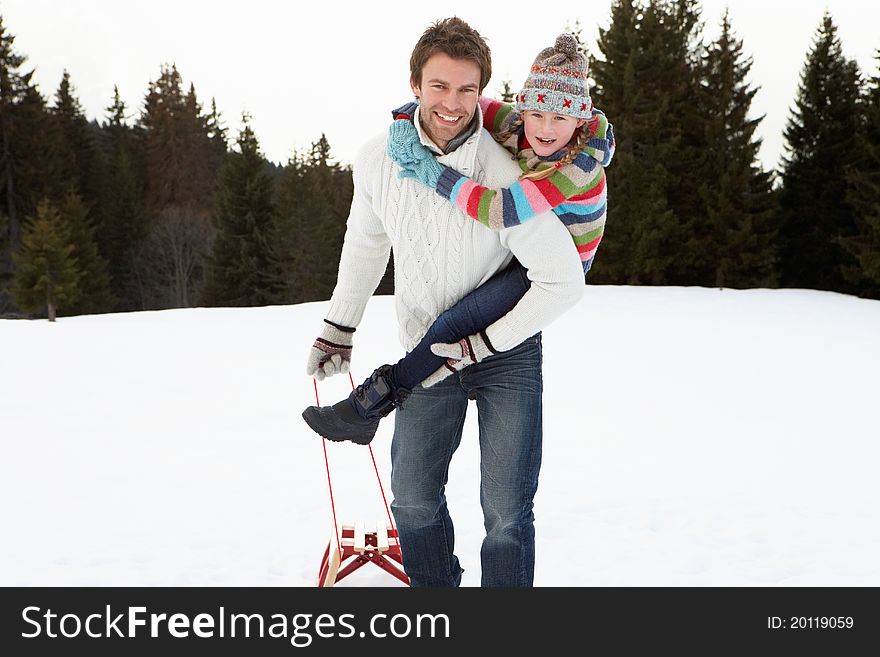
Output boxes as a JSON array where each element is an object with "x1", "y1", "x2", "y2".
[{"x1": 768, "y1": 616, "x2": 854, "y2": 629}]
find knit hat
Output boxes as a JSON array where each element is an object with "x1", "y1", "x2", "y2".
[{"x1": 515, "y1": 33, "x2": 591, "y2": 119}]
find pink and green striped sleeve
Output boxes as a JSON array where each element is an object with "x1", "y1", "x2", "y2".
[
  {"x1": 435, "y1": 151, "x2": 607, "y2": 231},
  {"x1": 479, "y1": 96, "x2": 516, "y2": 136}
]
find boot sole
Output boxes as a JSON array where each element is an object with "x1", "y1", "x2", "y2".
[{"x1": 301, "y1": 408, "x2": 377, "y2": 445}]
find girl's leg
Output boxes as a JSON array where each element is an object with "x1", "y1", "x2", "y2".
[
  {"x1": 392, "y1": 260, "x2": 530, "y2": 389},
  {"x1": 301, "y1": 260, "x2": 530, "y2": 444}
]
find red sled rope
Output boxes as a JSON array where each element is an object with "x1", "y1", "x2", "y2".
[{"x1": 313, "y1": 374, "x2": 409, "y2": 587}]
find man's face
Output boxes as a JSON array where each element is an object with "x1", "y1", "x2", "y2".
[{"x1": 411, "y1": 53, "x2": 482, "y2": 151}]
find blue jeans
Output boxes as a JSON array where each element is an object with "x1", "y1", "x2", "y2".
[
  {"x1": 390, "y1": 333, "x2": 543, "y2": 587},
  {"x1": 391, "y1": 260, "x2": 531, "y2": 390}
]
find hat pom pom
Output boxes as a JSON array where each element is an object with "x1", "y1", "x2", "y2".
[{"x1": 555, "y1": 33, "x2": 578, "y2": 56}]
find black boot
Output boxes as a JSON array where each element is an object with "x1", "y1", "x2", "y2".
[{"x1": 302, "y1": 365, "x2": 410, "y2": 444}]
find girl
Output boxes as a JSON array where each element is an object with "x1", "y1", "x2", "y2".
[{"x1": 303, "y1": 33, "x2": 615, "y2": 444}]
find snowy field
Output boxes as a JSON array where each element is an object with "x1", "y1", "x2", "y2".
[{"x1": 1, "y1": 286, "x2": 879, "y2": 586}]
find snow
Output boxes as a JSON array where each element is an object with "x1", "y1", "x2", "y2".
[{"x1": 2, "y1": 286, "x2": 879, "y2": 586}]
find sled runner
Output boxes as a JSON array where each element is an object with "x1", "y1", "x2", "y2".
[{"x1": 312, "y1": 376, "x2": 411, "y2": 587}]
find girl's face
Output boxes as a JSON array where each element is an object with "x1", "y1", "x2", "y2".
[{"x1": 522, "y1": 111, "x2": 585, "y2": 157}]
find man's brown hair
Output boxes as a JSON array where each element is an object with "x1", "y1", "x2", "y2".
[{"x1": 410, "y1": 17, "x2": 492, "y2": 92}]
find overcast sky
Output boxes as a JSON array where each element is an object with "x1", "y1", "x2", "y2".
[{"x1": 3, "y1": 0, "x2": 878, "y2": 172}]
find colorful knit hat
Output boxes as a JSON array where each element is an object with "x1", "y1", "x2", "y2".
[{"x1": 515, "y1": 33, "x2": 591, "y2": 119}]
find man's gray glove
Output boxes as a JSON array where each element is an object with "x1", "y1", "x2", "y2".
[
  {"x1": 421, "y1": 330, "x2": 498, "y2": 388},
  {"x1": 306, "y1": 320, "x2": 355, "y2": 381}
]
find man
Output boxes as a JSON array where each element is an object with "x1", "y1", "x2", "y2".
[{"x1": 305, "y1": 17, "x2": 584, "y2": 586}]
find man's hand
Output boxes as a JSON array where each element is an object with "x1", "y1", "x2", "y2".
[
  {"x1": 306, "y1": 320, "x2": 355, "y2": 381},
  {"x1": 421, "y1": 331, "x2": 497, "y2": 388}
]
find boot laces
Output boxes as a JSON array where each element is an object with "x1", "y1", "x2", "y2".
[{"x1": 353, "y1": 366, "x2": 409, "y2": 417}]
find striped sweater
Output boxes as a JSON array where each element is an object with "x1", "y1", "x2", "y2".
[{"x1": 394, "y1": 97, "x2": 615, "y2": 274}]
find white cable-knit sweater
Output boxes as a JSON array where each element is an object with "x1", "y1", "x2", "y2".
[{"x1": 325, "y1": 106, "x2": 585, "y2": 353}]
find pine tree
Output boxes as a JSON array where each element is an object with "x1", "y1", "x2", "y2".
[
  {"x1": 137, "y1": 64, "x2": 221, "y2": 308},
  {"x1": 0, "y1": 14, "x2": 33, "y2": 249},
  {"x1": 777, "y1": 13, "x2": 862, "y2": 293},
  {"x1": 1, "y1": 15, "x2": 59, "y2": 308},
  {"x1": 98, "y1": 86, "x2": 148, "y2": 310},
  {"x1": 57, "y1": 190, "x2": 115, "y2": 315},
  {"x1": 2, "y1": 15, "x2": 119, "y2": 315},
  {"x1": 653, "y1": 0, "x2": 714, "y2": 285},
  {"x1": 590, "y1": 0, "x2": 779, "y2": 286},
  {"x1": 590, "y1": 0, "x2": 697, "y2": 284},
  {"x1": 184, "y1": 83, "x2": 224, "y2": 201},
  {"x1": 272, "y1": 148, "x2": 308, "y2": 302},
  {"x1": 841, "y1": 50, "x2": 880, "y2": 297},
  {"x1": 205, "y1": 97, "x2": 229, "y2": 161},
  {"x1": 588, "y1": 0, "x2": 640, "y2": 283},
  {"x1": 698, "y1": 9, "x2": 777, "y2": 287},
  {"x1": 590, "y1": 0, "x2": 637, "y2": 116},
  {"x1": 0, "y1": 210, "x2": 8, "y2": 285},
  {"x1": 203, "y1": 114, "x2": 278, "y2": 306},
  {"x1": 140, "y1": 65, "x2": 218, "y2": 212},
  {"x1": 272, "y1": 135, "x2": 356, "y2": 302},
  {"x1": 51, "y1": 71, "x2": 100, "y2": 203},
  {"x1": 304, "y1": 135, "x2": 355, "y2": 300},
  {"x1": 11, "y1": 86, "x2": 64, "y2": 218},
  {"x1": 498, "y1": 80, "x2": 515, "y2": 104},
  {"x1": 12, "y1": 199, "x2": 81, "y2": 321}
]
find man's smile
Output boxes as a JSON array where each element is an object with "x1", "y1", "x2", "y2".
[{"x1": 435, "y1": 111, "x2": 462, "y2": 125}]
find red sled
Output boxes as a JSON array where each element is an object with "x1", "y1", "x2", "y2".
[{"x1": 317, "y1": 520, "x2": 410, "y2": 587}]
